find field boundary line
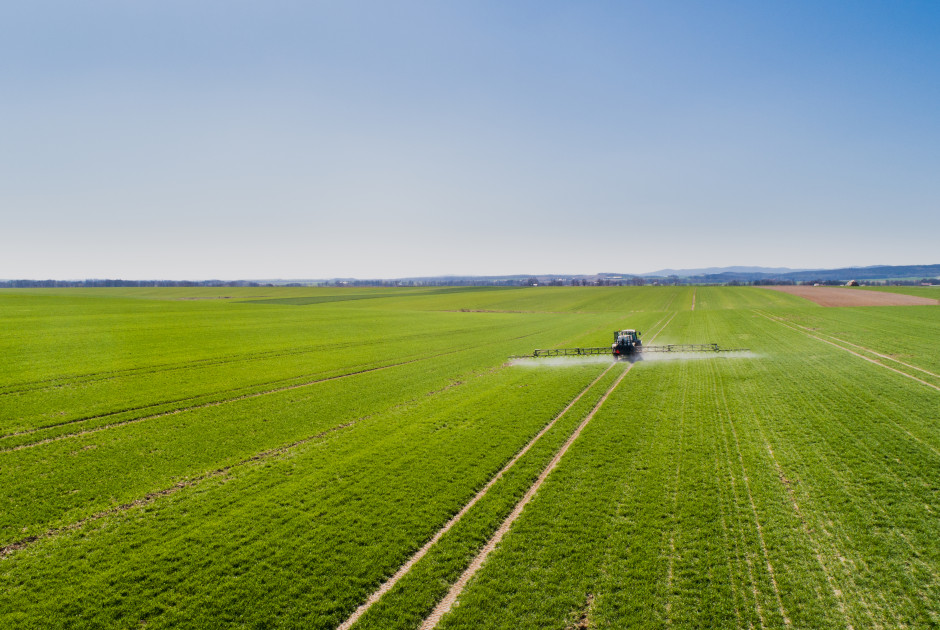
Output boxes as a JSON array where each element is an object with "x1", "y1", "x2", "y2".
[
  {"x1": 0, "y1": 420, "x2": 357, "y2": 560},
  {"x1": 691, "y1": 288, "x2": 696, "y2": 311},
  {"x1": 336, "y1": 363, "x2": 617, "y2": 630},
  {"x1": 754, "y1": 311, "x2": 939, "y2": 392},
  {"x1": 418, "y1": 363, "x2": 633, "y2": 630}
]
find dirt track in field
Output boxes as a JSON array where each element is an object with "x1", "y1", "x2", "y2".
[
  {"x1": 419, "y1": 364, "x2": 633, "y2": 630},
  {"x1": 417, "y1": 317, "x2": 675, "y2": 629},
  {"x1": 335, "y1": 363, "x2": 616, "y2": 630},
  {"x1": 755, "y1": 310, "x2": 940, "y2": 394},
  {"x1": 763, "y1": 286, "x2": 938, "y2": 307},
  {"x1": 0, "y1": 421, "x2": 356, "y2": 560}
]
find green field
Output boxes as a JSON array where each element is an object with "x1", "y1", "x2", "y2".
[
  {"x1": 860, "y1": 285, "x2": 940, "y2": 299},
  {"x1": 1, "y1": 286, "x2": 937, "y2": 629}
]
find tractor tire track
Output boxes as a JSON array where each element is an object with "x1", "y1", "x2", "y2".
[
  {"x1": 750, "y1": 360, "x2": 936, "y2": 622},
  {"x1": 709, "y1": 386, "x2": 749, "y2": 628},
  {"x1": 3, "y1": 331, "x2": 548, "y2": 452},
  {"x1": 0, "y1": 326, "x2": 503, "y2": 397},
  {"x1": 0, "y1": 340, "x2": 377, "y2": 397},
  {"x1": 713, "y1": 376, "x2": 768, "y2": 628},
  {"x1": 661, "y1": 290, "x2": 680, "y2": 313},
  {"x1": 0, "y1": 358, "x2": 426, "y2": 453},
  {"x1": 711, "y1": 361, "x2": 792, "y2": 627},
  {"x1": 336, "y1": 363, "x2": 617, "y2": 630},
  {"x1": 0, "y1": 420, "x2": 357, "y2": 560},
  {"x1": 769, "y1": 315, "x2": 938, "y2": 380},
  {"x1": 646, "y1": 311, "x2": 677, "y2": 342},
  {"x1": 713, "y1": 360, "x2": 857, "y2": 629},
  {"x1": 419, "y1": 363, "x2": 633, "y2": 630},
  {"x1": 754, "y1": 311, "x2": 939, "y2": 391},
  {"x1": 417, "y1": 319, "x2": 672, "y2": 629},
  {"x1": 646, "y1": 312, "x2": 673, "y2": 340},
  {"x1": 1, "y1": 359, "x2": 384, "y2": 440},
  {"x1": 761, "y1": 312, "x2": 940, "y2": 462},
  {"x1": 2, "y1": 351, "x2": 515, "y2": 560},
  {"x1": 663, "y1": 362, "x2": 692, "y2": 625}
]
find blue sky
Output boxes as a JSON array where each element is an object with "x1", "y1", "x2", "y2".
[{"x1": 2, "y1": 1, "x2": 938, "y2": 279}]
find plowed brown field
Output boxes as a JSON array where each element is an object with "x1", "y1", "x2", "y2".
[{"x1": 763, "y1": 285, "x2": 938, "y2": 307}]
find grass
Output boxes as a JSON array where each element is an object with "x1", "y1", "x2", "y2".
[
  {"x1": 435, "y1": 306, "x2": 940, "y2": 629},
  {"x1": 859, "y1": 285, "x2": 940, "y2": 299},
  {"x1": 0, "y1": 286, "x2": 937, "y2": 628}
]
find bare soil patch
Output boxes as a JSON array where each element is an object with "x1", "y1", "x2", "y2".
[{"x1": 763, "y1": 286, "x2": 938, "y2": 307}]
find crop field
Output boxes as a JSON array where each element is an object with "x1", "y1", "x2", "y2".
[
  {"x1": 764, "y1": 285, "x2": 938, "y2": 307},
  {"x1": 861, "y1": 285, "x2": 940, "y2": 300},
  {"x1": 0, "y1": 286, "x2": 937, "y2": 629}
]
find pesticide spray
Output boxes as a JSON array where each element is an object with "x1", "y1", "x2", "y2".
[{"x1": 509, "y1": 327, "x2": 752, "y2": 366}]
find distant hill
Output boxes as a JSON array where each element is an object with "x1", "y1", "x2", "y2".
[
  {"x1": 774, "y1": 264, "x2": 940, "y2": 282},
  {"x1": 643, "y1": 266, "x2": 808, "y2": 276},
  {"x1": 368, "y1": 264, "x2": 939, "y2": 285},
  {"x1": 660, "y1": 264, "x2": 940, "y2": 283},
  {"x1": 3, "y1": 264, "x2": 938, "y2": 289}
]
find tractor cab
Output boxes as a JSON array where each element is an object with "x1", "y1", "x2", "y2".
[{"x1": 612, "y1": 329, "x2": 642, "y2": 358}]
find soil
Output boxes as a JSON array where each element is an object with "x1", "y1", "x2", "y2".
[
  {"x1": 419, "y1": 364, "x2": 633, "y2": 630},
  {"x1": 337, "y1": 365, "x2": 617, "y2": 630},
  {"x1": 762, "y1": 286, "x2": 938, "y2": 307}
]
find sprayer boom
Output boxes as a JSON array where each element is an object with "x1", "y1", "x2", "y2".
[{"x1": 510, "y1": 329, "x2": 748, "y2": 361}]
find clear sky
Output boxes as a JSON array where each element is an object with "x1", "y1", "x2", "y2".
[{"x1": 2, "y1": 1, "x2": 938, "y2": 279}]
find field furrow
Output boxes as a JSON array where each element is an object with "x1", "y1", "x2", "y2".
[
  {"x1": 0, "y1": 286, "x2": 936, "y2": 629},
  {"x1": 338, "y1": 363, "x2": 618, "y2": 629},
  {"x1": 0, "y1": 325, "x2": 553, "y2": 450},
  {"x1": 428, "y1": 297, "x2": 938, "y2": 629},
  {"x1": 423, "y1": 364, "x2": 633, "y2": 630},
  {"x1": 755, "y1": 310, "x2": 940, "y2": 390}
]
